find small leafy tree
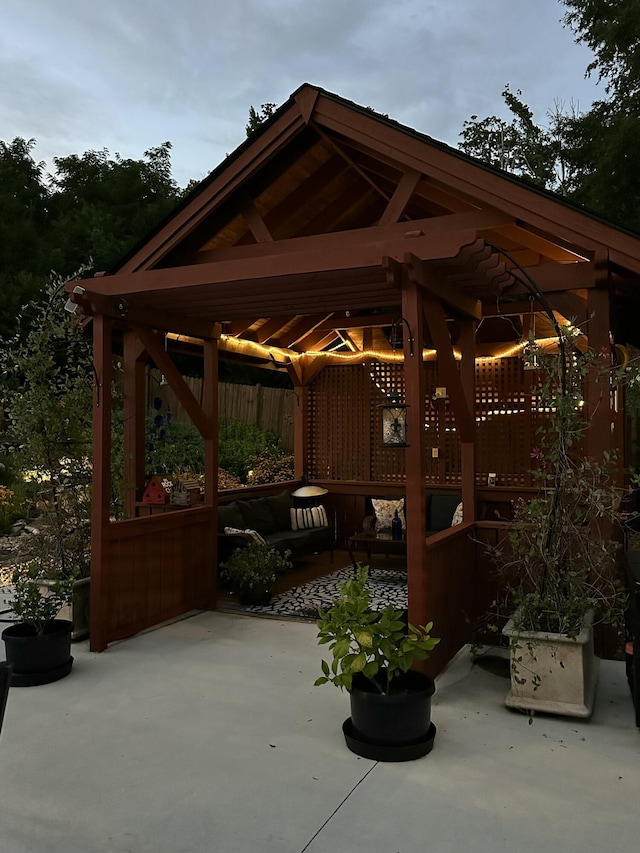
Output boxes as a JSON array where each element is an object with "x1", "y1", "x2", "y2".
[
  {"x1": 0, "y1": 271, "x2": 93, "y2": 583},
  {"x1": 315, "y1": 566, "x2": 439, "y2": 694}
]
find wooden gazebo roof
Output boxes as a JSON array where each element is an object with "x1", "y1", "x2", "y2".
[{"x1": 72, "y1": 83, "x2": 640, "y2": 362}]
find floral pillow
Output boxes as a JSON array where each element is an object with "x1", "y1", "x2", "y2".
[
  {"x1": 224, "y1": 526, "x2": 266, "y2": 545},
  {"x1": 371, "y1": 498, "x2": 405, "y2": 530},
  {"x1": 451, "y1": 502, "x2": 464, "y2": 526}
]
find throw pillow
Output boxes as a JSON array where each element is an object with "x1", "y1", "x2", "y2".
[
  {"x1": 290, "y1": 505, "x2": 328, "y2": 531},
  {"x1": 371, "y1": 498, "x2": 405, "y2": 530},
  {"x1": 224, "y1": 526, "x2": 267, "y2": 545},
  {"x1": 451, "y1": 502, "x2": 464, "y2": 526}
]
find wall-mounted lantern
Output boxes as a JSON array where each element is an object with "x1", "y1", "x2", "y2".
[{"x1": 379, "y1": 395, "x2": 409, "y2": 447}]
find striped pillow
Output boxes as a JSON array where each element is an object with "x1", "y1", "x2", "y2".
[{"x1": 290, "y1": 505, "x2": 328, "y2": 531}]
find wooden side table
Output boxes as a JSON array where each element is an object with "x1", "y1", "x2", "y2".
[{"x1": 347, "y1": 531, "x2": 407, "y2": 572}]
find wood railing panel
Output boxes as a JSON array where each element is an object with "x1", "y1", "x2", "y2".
[
  {"x1": 98, "y1": 508, "x2": 215, "y2": 646},
  {"x1": 419, "y1": 523, "x2": 478, "y2": 677}
]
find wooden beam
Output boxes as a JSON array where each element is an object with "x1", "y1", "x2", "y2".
[
  {"x1": 184, "y1": 211, "x2": 515, "y2": 267},
  {"x1": 133, "y1": 325, "x2": 215, "y2": 439},
  {"x1": 545, "y1": 292, "x2": 589, "y2": 326},
  {"x1": 71, "y1": 287, "x2": 217, "y2": 338},
  {"x1": 458, "y1": 318, "x2": 476, "y2": 522},
  {"x1": 420, "y1": 291, "x2": 474, "y2": 442},
  {"x1": 378, "y1": 168, "x2": 421, "y2": 226},
  {"x1": 406, "y1": 252, "x2": 482, "y2": 320},
  {"x1": 78, "y1": 230, "x2": 479, "y2": 298},
  {"x1": 238, "y1": 192, "x2": 273, "y2": 243}
]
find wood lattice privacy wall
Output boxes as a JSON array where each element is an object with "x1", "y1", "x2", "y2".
[{"x1": 307, "y1": 358, "x2": 549, "y2": 486}]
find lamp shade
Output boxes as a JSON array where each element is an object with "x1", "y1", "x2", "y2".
[{"x1": 291, "y1": 485, "x2": 329, "y2": 498}]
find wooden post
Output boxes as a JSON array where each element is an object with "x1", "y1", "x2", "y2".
[
  {"x1": 90, "y1": 314, "x2": 113, "y2": 653},
  {"x1": 203, "y1": 336, "x2": 218, "y2": 608},
  {"x1": 459, "y1": 318, "x2": 477, "y2": 521},
  {"x1": 401, "y1": 276, "x2": 429, "y2": 632},
  {"x1": 292, "y1": 383, "x2": 309, "y2": 481},
  {"x1": 122, "y1": 330, "x2": 146, "y2": 519},
  {"x1": 586, "y1": 286, "x2": 616, "y2": 475}
]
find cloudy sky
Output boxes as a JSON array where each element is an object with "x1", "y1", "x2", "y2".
[{"x1": 1, "y1": 0, "x2": 604, "y2": 188}]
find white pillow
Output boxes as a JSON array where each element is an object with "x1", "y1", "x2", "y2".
[
  {"x1": 371, "y1": 498, "x2": 405, "y2": 530},
  {"x1": 224, "y1": 526, "x2": 266, "y2": 545},
  {"x1": 451, "y1": 502, "x2": 464, "y2": 526},
  {"x1": 290, "y1": 505, "x2": 328, "y2": 531}
]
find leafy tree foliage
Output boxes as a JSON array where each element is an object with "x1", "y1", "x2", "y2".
[
  {"x1": 460, "y1": 3, "x2": 640, "y2": 233},
  {"x1": 0, "y1": 139, "x2": 183, "y2": 338},
  {"x1": 0, "y1": 271, "x2": 94, "y2": 580},
  {"x1": 245, "y1": 103, "x2": 278, "y2": 137},
  {"x1": 459, "y1": 86, "x2": 578, "y2": 194},
  {"x1": 561, "y1": 0, "x2": 640, "y2": 100}
]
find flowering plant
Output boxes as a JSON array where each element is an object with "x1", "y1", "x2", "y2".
[{"x1": 221, "y1": 541, "x2": 292, "y2": 601}]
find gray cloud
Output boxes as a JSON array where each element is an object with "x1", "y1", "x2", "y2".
[{"x1": 1, "y1": 0, "x2": 603, "y2": 187}]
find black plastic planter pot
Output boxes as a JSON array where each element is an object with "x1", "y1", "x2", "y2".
[
  {"x1": 2, "y1": 620, "x2": 73, "y2": 687},
  {"x1": 345, "y1": 669, "x2": 436, "y2": 761}
]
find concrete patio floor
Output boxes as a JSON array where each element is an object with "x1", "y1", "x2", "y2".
[{"x1": 1, "y1": 610, "x2": 638, "y2": 853}]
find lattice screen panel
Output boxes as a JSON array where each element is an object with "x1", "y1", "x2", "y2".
[
  {"x1": 307, "y1": 365, "x2": 369, "y2": 481},
  {"x1": 308, "y1": 357, "x2": 543, "y2": 486},
  {"x1": 475, "y1": 357, "x2": 535, "y2": 487},
  {"x1": 369, "y1": 362, "x2": 406, "y2": 482}
]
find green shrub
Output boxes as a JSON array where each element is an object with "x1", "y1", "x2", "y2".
[{"x1": 218, "y1": 419, "x2": 283, "y2": 481}]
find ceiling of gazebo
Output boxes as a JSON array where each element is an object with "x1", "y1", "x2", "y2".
[{"x1": 71, "y1": 84, "x2": 640, "y2": 362}]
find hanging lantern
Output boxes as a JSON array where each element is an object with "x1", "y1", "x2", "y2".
[{"x1": 379, "y1": 394, "x2": 409, "y2": 447}]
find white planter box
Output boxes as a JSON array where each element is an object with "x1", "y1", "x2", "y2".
[{"x1": 502, "y1": 609, "x2": 599, "y2": 718}]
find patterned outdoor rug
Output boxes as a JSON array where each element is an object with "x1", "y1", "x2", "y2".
[{"x1": 243, "y1": 565, "x2": 407, "y2": 620}]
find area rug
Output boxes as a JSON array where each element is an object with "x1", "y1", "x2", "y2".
[{"x1": 243, "y1": 565, "x2": 407, "y2": 620}]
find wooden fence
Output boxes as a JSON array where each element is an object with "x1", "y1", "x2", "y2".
[{"x1": 148, "y1": 370, "x2": 295, "y2": 451}]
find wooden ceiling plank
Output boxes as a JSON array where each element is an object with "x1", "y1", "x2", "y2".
[
  {"x1": 312, "y1": 123, "x2": 392, "y2": 204},
  {"x1": 296, "y1": 331, "x2": 340, "y2": 352},
  {"x1": 314, "y1": 313, "x2": 397, "y2": 331},
  {"x1": 277, "y1": 314, "x2": 334, "y2": 347},
  {"x1": 255, "y1": 316, "x2": 295, "y2": 343},
  {"x1": 225, "y1": 318, "x2": 255, "y2": 337}
]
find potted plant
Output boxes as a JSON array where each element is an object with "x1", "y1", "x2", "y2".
[
  {"x1": 2, "y1": 562, "x2": 76, "y2": 686},
  {"x1": 0, "y1": 273, "x2": 93, "y2": 642},
  {"x1": 314, "y1": 565, "x2": 440, "y2": 761},
  {"x1": 221, "y1": 540, "x2": 292, "y2": 605},
  {"x1": 492, "y1": 329, "x2": 629, "y2": 718}
]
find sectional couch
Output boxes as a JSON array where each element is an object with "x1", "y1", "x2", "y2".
[{"x1": 217, "y1": 490, "x2": 334, "y2": 568}]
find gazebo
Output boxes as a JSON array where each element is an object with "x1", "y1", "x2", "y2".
[{"x1": 68, "y1": 84, "x2": 640, "y2": 674}]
